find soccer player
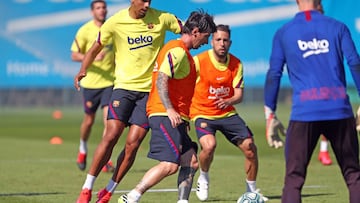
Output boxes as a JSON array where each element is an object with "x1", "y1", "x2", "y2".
[
  {"x1": 70, "y1": 0, "x2": 115, "y2": 172},
  {"x1": 265, "y1": 0, "x2": 333, "y2": 167},
  {"x1": 190, "y1": 24, "x2": 267, "y2": 202},
  {"x1": 74, "y1": 0, "x2": 183, "y2": 203},
  {"x1": 118, "y1": 10, "x2": 216, "y2": 203},
  {"x1": 264, "y1": 0, "x2": 360, "y2": 202}
]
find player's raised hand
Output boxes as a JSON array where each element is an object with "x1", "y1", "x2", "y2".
[{"x1": 264, "y1": 106, "x2": 286, "y2": 149}]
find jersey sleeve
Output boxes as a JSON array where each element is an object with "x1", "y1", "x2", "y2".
[
  {"x1": 193, "y1": 55, "x2": 201, "y2": 83},
  {"x1": 233, "y1": 62, "x2": 244, "y2": 89},
  {"x1": 264, "y1": 29, "x2": 285, "y2": 112},
  {"x1": 71, "y1": 27, "x2": 86, "y2": 53},
  {"x1": 341, "y1": 24, "x2": 360, "y2": 96},
  {"x1": 98, "y1": 17, "x2": 114, "y2": 46},
  {"x1": 158, "y1": 47, "x2": 189, "y2": 79},
  {"x1": 163, "y1": 12, "x2": 182, "y2": 34}
]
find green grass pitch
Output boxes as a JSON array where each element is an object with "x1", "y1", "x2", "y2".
[{"x1": 0, "y1": 103, "x2": 353, "y2": 203}]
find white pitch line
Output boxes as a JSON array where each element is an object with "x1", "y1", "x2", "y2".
[
  {"x1": 99, "y1": 185, "x2": 326, "y2": 195},
  {"x1": 93, "y1": 188, "x2": 196, "y2": 195}
]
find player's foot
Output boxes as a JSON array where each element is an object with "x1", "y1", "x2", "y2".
[
  {"x1": 77, "y1": 152, "x2": 87, "y2": 171},
  {"x1": 76, "y1": 188, "x2": 92, "y2": 203},
  {"x1": 318, "y1": 151, "x2": 332, "y2": 165},
  {"x1": 118, "y1": 194, "x2": 138, "y2": 203},
  {"x1": 96, "y1": 188, "x2": 112, "y2": 203},
  {"x1": 102, "y1": 161, "x2": 115, "y2": 173},
  {"x1": 196, "y1": 179, "x2": 209, "y2": 201},
  {"x1": 177, "y1": 200, "x2": 189, "y2": 203},
  {"x1": 254, "y1": 189, "x2": 269, "y2": 202}
]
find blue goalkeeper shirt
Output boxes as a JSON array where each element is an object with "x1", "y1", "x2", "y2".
[{"x1": 264, "y1": 10, "x2": 360, "y2": 121}]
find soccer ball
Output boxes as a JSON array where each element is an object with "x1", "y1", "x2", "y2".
[{"x1": 237, "y1": 192, "x2": 264, "y2": 203}]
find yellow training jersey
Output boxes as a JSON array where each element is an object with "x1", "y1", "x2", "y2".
[
  {"x1": 71, "y1": 20, "x2": 115, "y2": 88},
  {"x1": 190, "y1": 49, "x2": 244, "y2": 120},
  {"x1": 98, "y1": 7, "x2": 182, "y2": 92}
]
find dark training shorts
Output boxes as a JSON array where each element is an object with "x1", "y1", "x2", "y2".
[
  {"x1": 194, "y1": 114, "x2": 253, "y2": 146},
  {"x1": 107, "y1": 88, "x2": 149, "y2": 129},
  {"x1": 82, "y1": 86, "x2": 113, "y2": 114},
  {"x1": 147, "y1": 116, "x2": 195, "y2": 164}
]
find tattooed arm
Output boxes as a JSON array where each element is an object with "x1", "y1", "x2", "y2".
[{"x1": 156, "y1": 72, "x2": 183, "y2": 128}]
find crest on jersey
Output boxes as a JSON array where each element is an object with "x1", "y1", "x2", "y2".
[{"x1": 147, "y1": 23, "x2": 154, "y2": 29}]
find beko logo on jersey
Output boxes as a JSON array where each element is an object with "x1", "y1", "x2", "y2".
[
  {"x1": 297, "y1": 38, "x2": 329, "y2": 58},
  {"x1": 128, "y1": 35, "x2": 153, "y2": 50},
  {"x1": 208, "y1": 85, "x2": 231, "y2": 99}
]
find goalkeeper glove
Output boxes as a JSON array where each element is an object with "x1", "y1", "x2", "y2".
[
  {"x1": 356, "y1": 106, "x2": 360, "y2": 132},
  {"x1": 264, "y1": 106, "x2": 286, "y2": 149}
]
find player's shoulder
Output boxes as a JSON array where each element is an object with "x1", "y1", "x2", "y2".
[
  {"x1": 106, "y1": 8, "x2": 129, "y2": 22},
  {"x1": 229, "y1": 53, "x2": 241, "y2": 62},
  {"x1": 77, "y1": 20, "x2": 96, "y2": 33},
  {"x1": 79, "y1": 20, "x2": 94, "y2": 28},
  {"x1": 194, "y1": 50, "x2": 211, "y2": 59},
  {"x1": 147, "y1": 7, "x2": 177, "y2": 20}
]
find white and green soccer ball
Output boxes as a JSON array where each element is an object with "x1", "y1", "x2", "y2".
[{"x1": 237, "y1": 192, "x2": 265, "y2": 203}]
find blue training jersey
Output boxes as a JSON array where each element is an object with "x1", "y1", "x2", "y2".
[{"x1": 265, "y1": 10, "x2": 360, "y2": 121}]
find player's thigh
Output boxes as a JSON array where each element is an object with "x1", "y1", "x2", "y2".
[{"x1": 126, "y1": 124, "x2": 149, "y2": 147}]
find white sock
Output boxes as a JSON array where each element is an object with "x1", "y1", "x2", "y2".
[
  {"x1": 246, "y1": 179, "x2": 256, "y2": 192},
  {"x1": 320, "y1": 140, "x2": 328, "y2": 152},
  {"x1": 79, "y1": 139, "x2": 87, "y2": 154},
  {"x1": 105, "y1": 179, "x2": 118, "y2": 193},
  {"x1": 128, "y1": 189, "x2": 141, "y2": 202},
  {"x1": 82, "y1": 174, "x2": 96, "y2": 190},
  {"x1": 198, "y1": 169, "x2": 209, "y2": 183}
]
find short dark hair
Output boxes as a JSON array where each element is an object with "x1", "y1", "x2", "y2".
[
  {"x1": 182, "y1": 9, "x2": 216, "y2": 34},
  {"x1": 91, "y1": 0, "x2": 106, "y2": 10},
  {"x1": 215, "y1": 24, "x2": 231, "y2": 38}
]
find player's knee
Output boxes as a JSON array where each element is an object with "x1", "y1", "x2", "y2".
[
  {"x1": 167, "y1": 163, "x2": 180, "y2": 175},
  {"x1": 201, "y1": 142, "x2": 216, "y2": 155},
  {"x1": 243, "y1": 143, "x2": 258, "y2": 160}
]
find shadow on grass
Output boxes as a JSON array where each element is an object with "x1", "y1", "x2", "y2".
[{"x1": 0, "y1": 192, "x2": 65, "y2": 197}]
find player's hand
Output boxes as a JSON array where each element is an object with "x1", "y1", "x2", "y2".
[
  {"x1": 265, "y1": 106, "x2": 286, "y2": 149},
  {"x1": 74, "y1": 71, "x2": 86, "y2": 91},
  {"x1": 356, "y1": 106, "x2": 360, "y2": 132},
  {"x1": 166, "y1": 108, "x2": 183, "y2": 128}
]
